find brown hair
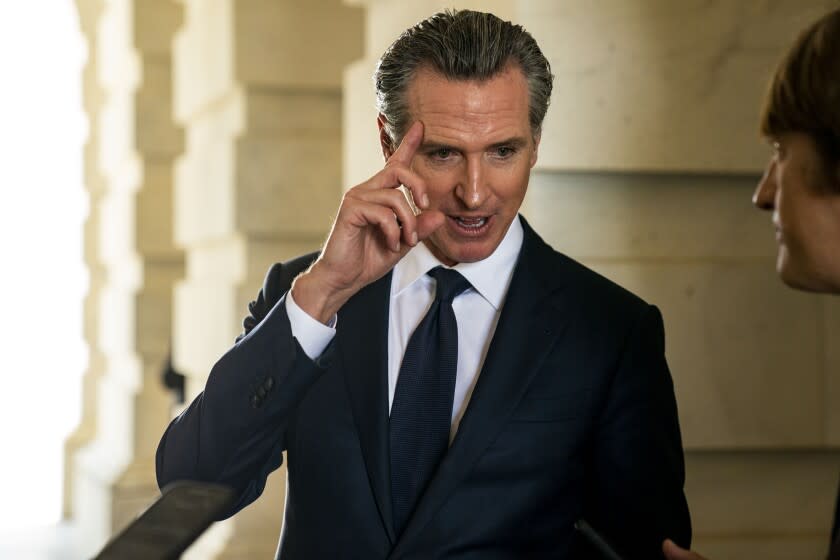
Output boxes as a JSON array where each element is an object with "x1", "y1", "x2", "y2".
[{"x1": 760, "y1": 8, "x2": 840, "y2": 168}]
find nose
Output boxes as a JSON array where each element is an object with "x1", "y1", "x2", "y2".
[
  {"x1": 753, "y1": 158, "x2": 777, "y2": 211},
  {"x1": 455, "y1": 155, "x2": 488, "y2": 209}
]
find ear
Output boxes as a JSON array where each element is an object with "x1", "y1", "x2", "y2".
[
  {"x1": 530, "y1": 132, "x2": 541, "y2": 168},
  {"x1": 377, "y1": 114, "x2": 395, "y2": 161}
]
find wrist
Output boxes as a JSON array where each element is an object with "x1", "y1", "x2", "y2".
[{"x1": 291, "y1": 262, "x2": 354, "y2": 325}]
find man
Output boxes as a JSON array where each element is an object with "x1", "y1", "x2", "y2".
[
  {"x1": 663, "y1": 7, "x2": 840, "y2": 560},
  {"x1": 157, "y1": 10, "x2": 691, "y2": 559}
]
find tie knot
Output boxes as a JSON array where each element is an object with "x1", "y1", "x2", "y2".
[{"x1": 428, "y1": 267, "x2": 472, "y2": 303}]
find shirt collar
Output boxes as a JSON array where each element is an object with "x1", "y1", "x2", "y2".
[{"x1": 391, "y1": 215, "x2": 524, "y2": 311}]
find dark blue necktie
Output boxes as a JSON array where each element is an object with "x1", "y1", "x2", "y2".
[{"x1": 390, "y1": 266, "x2": 472, "y2": 536}]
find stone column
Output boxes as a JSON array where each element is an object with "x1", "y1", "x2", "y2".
[
  {"x1": 71, "y1": 0, "x2": 184, "y2": 556},
  {"x1": 172, "y1": 1, "x2": 362, "y2": 557},
  {"x1": 63, "y1": 0, "x2": 106, "y2": 521},
  {"x1": 345, "y1": 1, "x2": 840, "y2": 558}
]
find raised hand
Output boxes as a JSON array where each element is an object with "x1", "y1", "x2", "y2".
[{"x1": 292, "y1": 121, "x2": 445, "y2": 324}]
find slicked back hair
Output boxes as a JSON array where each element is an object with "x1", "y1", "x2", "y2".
[{"x1": 374, "y1": 9, "x2": 554, "y2": 149}]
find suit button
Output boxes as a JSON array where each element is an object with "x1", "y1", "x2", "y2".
[
  {"x1": 264, "y1": 377, "x2": 274, "y2": 391},
  {"x1": 251, "y1": 395, "x2": 262, "y2": 409}
]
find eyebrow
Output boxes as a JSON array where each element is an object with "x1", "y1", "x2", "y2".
[{"x1": 419, "y1": 136, "x2": 530, "y2": 152}]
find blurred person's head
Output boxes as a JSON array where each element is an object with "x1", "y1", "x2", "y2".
[{"x1": 753, "y1": 8, "x2": 840, "y2": 292}]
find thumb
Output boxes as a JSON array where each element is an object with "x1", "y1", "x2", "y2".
[
  {"x1": 662, "y1": 539, "x2": 706, "y2": 560},
  {"x1": 415, "y1": 209, "x2": 445, "y2": 241},
  {"x1": 394, "y1": 210, "x2": 445, "y2": 260}
]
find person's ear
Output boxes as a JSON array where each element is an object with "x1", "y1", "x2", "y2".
[{"x1": 377, "y1": 114, "x2": 395, "y2": 161}]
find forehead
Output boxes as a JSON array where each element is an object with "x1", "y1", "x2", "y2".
[{"x1": 405, "y1": 64, "x2": 532, "y2": 147}]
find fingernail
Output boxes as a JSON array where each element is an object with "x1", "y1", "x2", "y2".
[
  {"x1": 411, "y1": 231, "x2": 418, "y2": 245},
  {"x1": 422, "y1": 194, "x2": 430, "y2": 208},
  {"x1": 393, "y1": 241, "x2": 401, "y2": 252}
]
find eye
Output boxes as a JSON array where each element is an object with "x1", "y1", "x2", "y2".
[
  {"x1": 493, "y1": 146, "x2": 516, "y2": 158},
  {"x1": 431, "y1": 148, "x2": 453, "y2": 160}
]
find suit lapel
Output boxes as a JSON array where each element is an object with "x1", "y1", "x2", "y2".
[
  {"x1": 390, "y1": 220, "x2": 570, "y2": 557},
  {"x1": 338, "y1": 271, "x2": 397, "y2": 544}
]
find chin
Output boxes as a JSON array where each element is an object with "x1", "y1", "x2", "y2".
[
  {"x1": 777, "y1": 253, "x2": 838, "y2": 294},
  {"x1": 428, "y1": 232, "x2": 500, "y2": 265}
]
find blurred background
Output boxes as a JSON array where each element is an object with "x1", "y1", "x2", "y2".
[{"x1": 1, "y1": 0, "x2": 838, "y2": 558}]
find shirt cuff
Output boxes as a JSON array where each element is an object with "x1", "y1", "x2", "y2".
[{"x1": 285, "y1": 289, "x2": 337, "y2": 360}]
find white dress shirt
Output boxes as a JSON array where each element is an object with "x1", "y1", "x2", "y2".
[{"x1": 286, "y1": 216, "x2": 524, "y2": 439}]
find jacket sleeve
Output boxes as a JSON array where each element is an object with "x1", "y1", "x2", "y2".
[
  {"x1": 155, "y1": 256, "x2": 327, "y2": 519},
  {"x1": 584, "y1": 304, "x2": 692, "y2": 560}
]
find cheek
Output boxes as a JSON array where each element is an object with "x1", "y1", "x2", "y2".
[
  {"x1": 416, "y1": 167, "x2": 457, "y2": 201},
  {"x1": 494, "y1": 165, "x2": 531, "y2": 205}
]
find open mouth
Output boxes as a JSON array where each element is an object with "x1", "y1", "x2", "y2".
[{"x1": 449, "y1": 215, "x2": 492, "y2": 236}]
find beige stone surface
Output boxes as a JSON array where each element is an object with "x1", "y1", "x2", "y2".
[
  {"x1": 233, "y1": 0, "x2": 362, "y2": 89},
  {"x1": 523, "y1": 0, "x2": 837, "y2": 173},
  {"x1": 173, "y1": 239, "x2": 322, "y2": 378},
  {"x1": 233, "y1": 125, "x2": 341, "y2": 236},
  {"x1": 522, "y1": 171, "x2": 773, "y2": 260},
  {"x1": 65, "y1": 0, "x2": 107, "y2": 520},
  {"x1": 824, "y1": 298, "x2": 840, "y2": 446},
  {"x1": 174, "y1": 0, "x2": 362, "y2": 121},
  {"x1": 134, "y1": 0, "x2": 182, "y2": 55},
  {"x1": 136, "y1": 58, "x2": 183, "y2": 158},
  {"x1": 135, "y1": 265, "x2": 183, "y2": 357},
  {"x1": 70, "y1": 0, "x2": 184, "y2": 553},
  {"x1": 176, "y1": 90, "x2": 347, "y2": 242},
  {"x1": 136, "y1": 164, "x2": 180, "y2": 257},
  {"x1": 174, "y1": 90, "x2": 242, "y2": 245},
  {"x1": 685, "y1": 450, "x2": 839, "y2": 538},
  {"x1": 690, "y1": 537, "x2": 830, "y2": 560},
  {"x1": 96, "y1": 0, "x2": 139, "y2": 92},
  {"x1": 579, "y1": 260, "x2": 824, "y2": 448},
  {"x1": 343, "y1": 58, "x2": 383, "y2": 188},
  {"x1": 98, "y1": 185, "x2": 144, "y2": 265},
  {"x1": 174, "y1": 278, "x2": 241, "y2": 378},
  {"x1": 172, "y1": 0, "x2": 234, "y2": 122}
]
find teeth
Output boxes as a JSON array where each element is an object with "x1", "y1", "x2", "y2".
[{"x1": 455, "y1": 217, "x2": 487, "y2": 228}]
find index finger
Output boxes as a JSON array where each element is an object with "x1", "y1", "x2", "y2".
[{"x1": 387, "y1": 120, "x2": 424, "y2": 167}]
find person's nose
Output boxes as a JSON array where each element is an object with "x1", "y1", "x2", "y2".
[
  {"x1": 753, "y1": 158, "x2": 777, "y2": 211},
  {"x1": 455, "y1": 156, "x2": 489, "y2": 210}
]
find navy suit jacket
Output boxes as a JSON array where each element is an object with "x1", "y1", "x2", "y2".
[{"x1": 156, "y1": 218, "x2": 691, "y2": 559}]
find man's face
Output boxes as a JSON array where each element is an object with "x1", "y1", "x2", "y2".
[
  {"x1": 753, "y1": 131, "x2": 840, "y2": 292},
  {"x1": 382, "y1": 64, "x2": 539, "y2": 266}
]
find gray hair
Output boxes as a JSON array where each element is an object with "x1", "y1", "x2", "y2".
[{"x1": 374, "y1": 9, "x2": 554, "y2": 148}]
